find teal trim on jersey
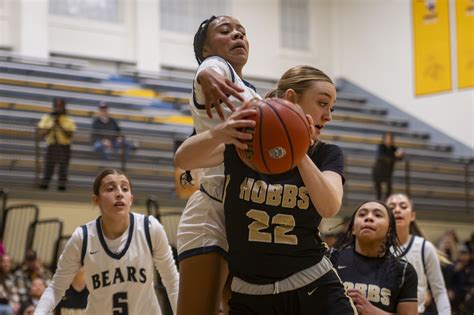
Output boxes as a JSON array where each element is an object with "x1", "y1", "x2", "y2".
[{"x1": 96, "y1": 213, "x2": 135, "y2": 260}]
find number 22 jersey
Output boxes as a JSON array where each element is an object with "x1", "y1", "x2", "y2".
[{"x1": 223, "y1": 142, "x2": 344, "y2": 284}]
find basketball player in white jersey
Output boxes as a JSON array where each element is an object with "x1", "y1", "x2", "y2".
[
  {"x1": 35, "y1": 168, "x2": 179, "y2": 315},
  {"x1": 176, "y1": 15, "x2": 260, "y2": 315}
]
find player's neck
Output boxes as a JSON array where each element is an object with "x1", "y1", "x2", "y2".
[
  {"x1": 101, "y1": 215, "x2": 129, "y2": 240},
  {"x1": 355, "y1": 240, "x2": 385, "y2": 257},
  {"x1": 397, "y1": 227, "x2": 410, "y2": 244}
]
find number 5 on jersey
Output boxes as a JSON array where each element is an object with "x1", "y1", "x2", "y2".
[{"x1": 247, "y1": 209, "x2": 298, "y2": 245}]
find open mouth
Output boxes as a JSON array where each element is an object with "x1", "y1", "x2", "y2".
[
  {"x1": 231, "y1": 42, "x2": 246, "y2": 52},
  {"x1": 315, "y1": 125, "x2": 324, "y2": 130},
  {"x1": 114, "y1": 201, "x2": 125, "y2": 207}
]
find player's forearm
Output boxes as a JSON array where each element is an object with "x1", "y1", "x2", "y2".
[
  {"x1": 174, "y1": 131, "x2": 224, "y2": 170},
  {"x1": 297, "y1": 155, "x2": 342, "y2": 217}
]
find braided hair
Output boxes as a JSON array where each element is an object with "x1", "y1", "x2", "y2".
[
  {"x1": 334, "y1": 200, "x2": 402, "y2": 259},
  {"x1": 193, "y1": 15, "x2": 218, "y2": 64}
]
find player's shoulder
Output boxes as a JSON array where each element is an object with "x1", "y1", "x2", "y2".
[{"x1": 198, "y1": 56, "x2": 233, "y2": 74}]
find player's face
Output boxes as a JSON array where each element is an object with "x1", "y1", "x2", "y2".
[
  {"x1": 295, "y1": 81, "x2": 336, "y2": 141},
  {"x1": 94, "y1": 174, "x2": 133, "y2": 217},
  {"x1": 202, "y1": 16, "x2": 249, "y2": 71},
  {"x1": 353, "y1": 202, "x2": 390, "y2": 244},
  {"x1": 387, "y1": 194, "x2": 415, "y2": 231}
]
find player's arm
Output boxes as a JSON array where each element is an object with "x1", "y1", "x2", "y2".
[
  {"x1": 395, "y1": 302, "x2": 418, "y2": 315},
  {"x1": 34, "y1": 228, "x2": 83, "y2": 314},
  {"x1": 174, "y1": 106, "x2": 256, "y2": 170},
  {"x1": 424, "y1": 242, "x2": 451, "y2": 314},
  {"x1": 149, "y1": 216, "x2": 179, "y2": 315},
  {"x1": 297, "y1": 158, "x2": 343, "y2": 218}
]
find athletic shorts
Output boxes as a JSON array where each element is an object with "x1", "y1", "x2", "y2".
[
  {"x1": 228, "y1": 269, "x2": 357, "y2": 315},
  {"x1": 177, "y1": 190, "x2": 228, "y2": 261}
]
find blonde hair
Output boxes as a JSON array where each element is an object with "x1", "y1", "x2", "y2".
[{"x1": 271, "y1": 65, "x2": 333, "y2": 98}]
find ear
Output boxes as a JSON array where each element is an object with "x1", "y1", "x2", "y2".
[
  {"x1": 202, "y1": 44, "x2": 210, "y2": 59},
  {"x1": 130, "y1": 195, "x2": 134, "y2": 206},
  {"x1": 92, "y1": 195, "x2": 99, "y2": 207},
  {"x1": 411, "y1": 211, "x2": 416, "y2": 222},
  {"x1": 284, "y1": 89, "x2": 297, "y2": 104}
]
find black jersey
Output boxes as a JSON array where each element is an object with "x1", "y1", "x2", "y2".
[
  {"x1": 223, "y1": 142, "x2": 344, "y2": 284},
  {"x1": 331, "y1": 248, "x2": 418, "y2": 313}
]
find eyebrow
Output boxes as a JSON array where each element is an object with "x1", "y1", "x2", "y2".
[{"x1": 216, "y1": 22, "x2": 245, "y2": 30}]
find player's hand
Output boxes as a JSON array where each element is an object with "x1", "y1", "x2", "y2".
[
  {"x1": 347, "y1": 289, "x2": 382, "y2": 315},
  {"x1": 210, "y1": 105, "x2": 256, "y2": 149},
  {"x1": 197, "y1": 68, "x2": 245, "y2": 120},
  {"x1": 305, "y1": 114, "x2": 316, "y2": 145}
]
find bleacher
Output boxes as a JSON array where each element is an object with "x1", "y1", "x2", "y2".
[{"x1": 0, "y1": 51, "x2": 473, "y2": 222}]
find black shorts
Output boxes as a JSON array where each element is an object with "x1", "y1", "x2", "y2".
[{"x1": 229, "y1": 269, "x2": 357, "y2": 315}]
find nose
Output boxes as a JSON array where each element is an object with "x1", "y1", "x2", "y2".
[
  {"x1": 324, "y1": 109, "x2": 332, "y2": 122},
  {"x1": 232, "y1": 29, "x2": 244, "y2": 40},
  {"x1": 364, "y1": 214, "x2": 374, "y2": 222}
]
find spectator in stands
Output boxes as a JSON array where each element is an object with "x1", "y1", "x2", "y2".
[
  {"x1": 0, "y1": 254, "x2": 19, "y2": 315},
  {"x1": 38, "y1": 97, "x2": 76, "y2": 191},
  {"x1": 446, "y1": 243, "x2": 474, "y2": 314},
  {"x1": 437, "y1": 229, "x2": 460, "y2": 261},
  {"x1": 91, "y1": 102, "x2": 133, "y2": 161},
  {"x1": 372, "y1": 132, "x2": 404, "y2": 200},
  {"x1": 14, "y1": 250, "x2": 51, "y2": 306},
  {"x1": 18, "y1": 302, "x2": 35, "y2": 315}
]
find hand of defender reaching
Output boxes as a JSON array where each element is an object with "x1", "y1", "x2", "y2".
[
  {"x1": 198, "y1": 68, "x2": 245, "y2": 120},
  {"x1": 210, "y1": 104, "x2": 256, "y2": 149}
]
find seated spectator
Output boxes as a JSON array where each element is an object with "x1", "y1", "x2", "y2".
[
  {"x1": 447, "y1": 243, "x2": 474, "y2": 314},
  {"x1": 0, "y1": 254, "x2": 19, "y2": 315},
  {"x1": 37, "y1": 97, "x2": 76, "y2": 191},
  {"x1": 18, "y1": 302, "x2": 35, "y2": 315},
  {"x1": 91, "y1": 102, "x2": 133, "y2": 161},
  {"x1": 14, "y1": 250, "x2": 51, "y2": 306},
  {"x1": 438, "y1": 229, "x2": 460, "y2": 262}
]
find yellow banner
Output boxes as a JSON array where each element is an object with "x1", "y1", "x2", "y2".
[
  {"x1": 456, "y1": 0, "x2": 474, "y2": 89},
  {"x1": 413, "y1": 0, "x2": 452, "y2": 95}
]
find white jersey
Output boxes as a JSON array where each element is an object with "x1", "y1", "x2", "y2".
[
  {"x1": 190, "y1": 56, "x2": 260, "y2": 200},
  {"x1": 35, "y1": 213, "x2": 179, "y2": 315},
  {"x1": 397, "y1": 235, "x2": 451, "y2": 314}
]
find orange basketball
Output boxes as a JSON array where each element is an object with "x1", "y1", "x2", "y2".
[{"x1": 237, "y1": 98, "x2": 312, "y2": 174}]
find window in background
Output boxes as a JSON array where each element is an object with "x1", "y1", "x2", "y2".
[
  {"x1": 280, "y1": 0, "x2": 309, "y2": 51},
  {"x1": 49, "y1": 0, "x2": 122, "y2": 23},
  {"x1": 160, "y1": 0, "x2": 230, "y2": 33}
]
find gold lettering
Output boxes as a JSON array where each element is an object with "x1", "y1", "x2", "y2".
[
  {"x1": 282, "y1": 184, "x2": 298, "y2": 208},
  {"x1": 343, "y1": 282, "x2": 354, "y2": 290},
  {"x1": 367, "y1": 284, "x2": 380, "y2": 303},
  {"x1": 380, "y1": 288, "x2": 391, "y2": 306},
  {"x1": 266, "y1": 184, "x2": 282, "y2": 206},
  {"x1": 251, "y1": 180, "x2": 267, "y2": 204},
  {"x1": 239, "y1": 177, "x2": 254, "y2": 201},
  {"x1": 297, "y1": 187, "x2": 310, "y2": 209},
  {"x1": 354, "y1": 283, "x2": 367, "y2": 296}
]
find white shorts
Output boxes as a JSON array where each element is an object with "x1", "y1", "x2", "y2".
[{"x1": 177, "y1": 190, "x2": 228, "y2": 261}]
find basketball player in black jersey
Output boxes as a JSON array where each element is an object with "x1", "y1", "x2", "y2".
[
  {"x1": 175, "y1": 65, "x2": 356, "y2": 314},
  {"x1": 330, "y1": 200, "x2": 418, "y2": 314}
]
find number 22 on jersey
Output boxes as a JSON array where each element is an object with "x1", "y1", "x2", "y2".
[{"x1": 247, "y1": 209, "x2": 298, "y2": 245}]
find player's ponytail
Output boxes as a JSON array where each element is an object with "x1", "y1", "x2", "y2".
[{"x1": 193, "y1": 16, "x2": 218, "y2": 64}]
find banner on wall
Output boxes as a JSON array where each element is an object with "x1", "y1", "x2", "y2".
[
  {"x1": 413, "y1": 0, "x2": 452, "y2": 95},
  {"x1": 456, "y1": 0, "x2": 474, "y2": 89}
]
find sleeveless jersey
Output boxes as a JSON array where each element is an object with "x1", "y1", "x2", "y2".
[
  {"x1": 331, "y1": 248, "x2": 418, "y2": 313},
  {"x1": 223, "y1": 142, "x2": 344, "y2": 284},
  {"x1": 190, "y1": 56, "x2": 260, "y2": 200},
  {"x1": 80, "y1": 213, "x2": 160, "y2": 315}
]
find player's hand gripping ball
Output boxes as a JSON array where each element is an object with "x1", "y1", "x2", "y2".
[{"x1": 237, "y1": 98, "x2": 312, "y2": 174}]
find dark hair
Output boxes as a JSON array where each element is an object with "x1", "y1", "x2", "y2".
[
  {"x1": 93, "y1": 168, "x2": 132, "y2": 195},
  {"x1": 386, "y1": 193, "x2": 425, "y2": 238},
  {"x1": 193, "y1": 15, "x2": 218, "y2": 64},
  {"x1": 334, "y1": 200, "x2": 401, "y2": 259}
]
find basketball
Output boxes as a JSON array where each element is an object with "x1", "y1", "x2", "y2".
[{"x1": 237, "y1": 98, "x2": 312, "y2": 175}]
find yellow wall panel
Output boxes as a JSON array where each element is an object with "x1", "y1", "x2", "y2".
[{"x1": 413, "y1": 0, "x2": 452, "y2": 95}]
